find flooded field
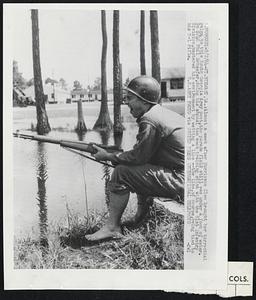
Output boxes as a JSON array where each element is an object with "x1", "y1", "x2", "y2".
[{"x1": 13, "y1": 102, "x2": 184, "y2": 239}]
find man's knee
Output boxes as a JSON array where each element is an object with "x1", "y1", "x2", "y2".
[
  {"x1": 108, "y1": 165, "x2": 131, "y2": 195},
  {"x1": 111, "y1": 164, "x2": 132, "y2": 181}
]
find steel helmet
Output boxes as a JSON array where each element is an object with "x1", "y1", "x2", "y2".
[{"x1": 124, "y1": 76, "x2": 161, "y2": 105}]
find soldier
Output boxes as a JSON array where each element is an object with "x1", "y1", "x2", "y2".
[{"x1": 85, "y1": 76, "x2": 185, "y2": 241}]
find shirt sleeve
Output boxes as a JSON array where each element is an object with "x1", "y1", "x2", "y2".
[{"x1": 109, "y1": 121, "x2": 162, "y2": 165}]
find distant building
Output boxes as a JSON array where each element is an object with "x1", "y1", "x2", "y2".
[
  {"x1": 161, "y1": 67, "x2": 185, "y2": 101},
  {"x1": 45, "y1": 82, "x2": 71, "y2": 104},
  {"x1": 70, "y1": 88, "x2": 93, "y2": 102},
  {"x1": 95, "y1": 89, "x2": 114, "y2": 102},
  {"x1": 24, "y1": 82, "x2": 71, "y2": 104},
  {"x1": 128, "y1": 67, "x2": 185, "y2": 101},
  {"x1": 71, "y1": 88, "x2": 114, "y2": 102},
  {"x1": 13, "y1": 87, "x2": 26, "y2": 106},
  {"x1": 91, "y1": 90, "x2": 100, "y2": 101},
  {"x1": 107, "y1": 89, "x2": 114, "y2": 102},
  {"x1": 13, "y1": 87, "x2": 34, "y2": 107}
]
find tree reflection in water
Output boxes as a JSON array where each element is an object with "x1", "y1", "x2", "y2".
[
  {"x1": 114, "y1": 132, "x2": 123, "y2": 150},
  {"x1": 99, "y1": 131, "x2": 124, "y2": 208},
  {"x1": 76, "y1": 130, "x2": 86, "y2": 142},
  {"x1": 99, "y1": 130, "x2": 111, "y2": 207},
  {"x1": 36, "y1": 142, "x2": 49, "y2": 248}
]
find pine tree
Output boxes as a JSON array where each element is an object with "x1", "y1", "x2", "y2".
[
  {"x1": 113, "y1": 10, "x2": 123, "y2": 135},
  {"x1": 31, "y1": 9, "x2": 51, "y2": 134},
  {"x1": 93, "y1": 10, "x2": 113, "y2": 131},
  {"x1": 140, "y1": 11, "x2": 146, "y2": 75},
  {"x1": 150, "y1": 10, "x2": 161, "y2": 85}
]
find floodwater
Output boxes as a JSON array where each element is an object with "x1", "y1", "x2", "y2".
[{"x1": 13, "y1": 102, "x2": 184, "y2": 239}]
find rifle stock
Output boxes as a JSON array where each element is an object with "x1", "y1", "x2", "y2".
[{"x1": 13, "y1": 133, "x2": 123, "y2": 154}]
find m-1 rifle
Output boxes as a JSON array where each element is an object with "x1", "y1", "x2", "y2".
[{"x1": 13, "y1": 132, "x2": 123, "y2": 167}]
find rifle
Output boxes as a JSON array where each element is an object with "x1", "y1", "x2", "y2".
[{"x1": 13, "y1": 132, "x2": 123, "y2": 167}]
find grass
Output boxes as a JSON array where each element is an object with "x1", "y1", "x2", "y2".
[{"x1": 14, "y1": 204, "x2": 184, "y2": 270}]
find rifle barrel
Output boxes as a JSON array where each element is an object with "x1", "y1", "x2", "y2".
[{"x1": 13, "y1": 133, "x2": 123, "y2": 154}]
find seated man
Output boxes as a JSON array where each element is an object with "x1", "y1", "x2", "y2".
[{"x1": 85, "y1": 76, "x2": 185, "y2": 241}]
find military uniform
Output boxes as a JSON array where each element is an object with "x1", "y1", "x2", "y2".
[{"x1": 108, "y1": 104, "x2": 185, "y2": 202}]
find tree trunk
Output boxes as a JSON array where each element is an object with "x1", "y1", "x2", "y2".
[
  {"x1": 31, "y1": 9, "x2": 51, "y2": 134},
  {"x1": 93, "y1": 10, "x2": 113, "y2": 131},
  {"x1": 113, "y1": 10, "x2": 124, "y2": 136},
  {"x1": 150, "y1": 11, "x2": 161, "y2": 85},
  {"x1": 99, "y1": 131, "x2": 111, "y2": 207},
  {"x1": 140, "y1": 11, "x2": 146, "y2": 75},
  {"x1": 119, "y1": 63, "x2": 123, "y2": 99},
  {"x1": 75, "y1": 99, "x2": 87, "y2": 133},
  {"x1": 36, "y1": 143, "x2": 49, "y2": 248}
]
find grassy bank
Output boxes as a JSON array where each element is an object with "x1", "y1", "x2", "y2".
[{"x1": 14, "y1": 204, "x2": 184, "y2": 270}]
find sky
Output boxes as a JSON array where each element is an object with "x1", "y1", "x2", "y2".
[{"x1": 8, "y1": 6, "x2": 186, "y2": 89}]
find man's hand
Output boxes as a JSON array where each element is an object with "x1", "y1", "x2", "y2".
[{"x1": 92, "y1": 144, "x2": 110, "y2": 161}]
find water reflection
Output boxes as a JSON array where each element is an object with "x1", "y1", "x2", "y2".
[
  {"x1": 98, "y1": 130, "x2": 110, "y2": 146},
  {"x1": 76, "y1": 130, "x2": 86, "y2": 141},
  {"x1": 36, "y1": 142, "x2": 49, "y2": 248},
  {"x1": 114, "y1": 132, "x2": 123, "y2": 150},
  {"x1": 99, "y1": 131, "x2": 111, "y2": 207}
]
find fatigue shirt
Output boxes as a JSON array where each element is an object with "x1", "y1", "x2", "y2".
[{"x1": 113, "y1": 104, "x2": 185, "y2": 170}]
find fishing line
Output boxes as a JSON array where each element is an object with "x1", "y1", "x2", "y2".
[
  {"x1": 62, "y1": 146, "x2": 115, "y2": 224},
  {"x1": 62, "y1": 146, "x2": 91, "y2": 221},
  {"x1": 81, "y1": 158, "x2": 89, "y2": 221}
]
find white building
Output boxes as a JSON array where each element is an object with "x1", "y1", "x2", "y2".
[
  {"x1": 70, "y1": 89, "x2": 114, "y2": 102},
  {"x1": 70, "y1": 88, "x2": 95, "y2": 102},
  {"x1": 161, "y1": 67, "x2": 185, "y2": 101},
  {"x1": 92, "y1": 89, "x2": 114, "y2": 102},
  {"x1": 24, "y1": 83, "x2": 71, "y2": 104}
]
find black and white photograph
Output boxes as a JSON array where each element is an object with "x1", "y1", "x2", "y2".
[{"x1": 3, "y1": 3, "x2": 229, "y2": 292}]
